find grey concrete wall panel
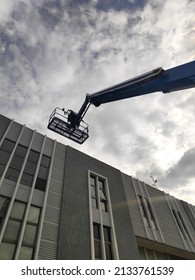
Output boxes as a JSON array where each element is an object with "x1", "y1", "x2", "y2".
[
  {"x1": 57, "y1": 146, "x2": 91, "y2": 260},
  {"x1": 19, "y1": 127, "x2": 34, "y2": 147},
  {"x1": 47, "y1": 191, "x2": 61, "y2": 207},
  {"x1": 38, "y1": 240, "x2": 57, "y2": 260},
  {"x1": 44, "y1": 205, "x2": 61, "y2": 223},
  {"x1": 49, "y1": 178, "x2": 63, "y2": 194},
  {"x1": 102, "y1": 211, "x2": 111, "y2": 226},
  {"x1": 51, "y1": 167, "x2": 64, "y2": 181},
  {"x1": 0, "y1": 174, "x2": 44, "y2": 207},
  {"x1": 32, "y1": 190, "x2": 45, "y2": 207},
  {"x1": 43, "y1": 137, "x2": 55, "y2": 157},
  {"x1": 181, "y1": 201, "x2": 195, "y2": 231},
  {"x1": 53, "y1": 157, "x2": 65, "y2": 170},
  {"x1": 143, "y1": 185, "x2": 184, "y2": 249},
  {"x1": 42, "y1": 221, "x2": 59, "y2": 241},
  {"x1": 30, "y1": 131, "x2": 44, "y2": 152},
  {"x1": 92, "y1": 208, "x2": 101, "y2": 224},
  {"x1": 6, "y1": 121, "x2": 22, "y2": 141},
  {"x1": 16, "y1": 185, "x2": 31, "y2": 202},
  {"x1": 147, "y1": 188, "x2": 181, "y2": 239},
  {"x1": 122, "y1": 174, "x2": 147, "y2": 238},
  {"x1": 58, "y1": 146, "x2": 140, "y2": 260},
  {"x1": 38, "y1": 213, "x2": 60, "y2": 258},
  {"x1": 0, "y1": 179, "x2": 15, "y2": 198},
  {"x1": 177, "y1": 200, "x2": 195, "y2": 241},
  {"x1": 0, "y1": 115, "x2": 11, "y2": 140},
  {"x1": 55, "y1": 142, "x2": 67, "y2": 160}
]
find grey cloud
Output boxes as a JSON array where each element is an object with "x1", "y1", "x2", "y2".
[
  {"x1": 96, "y1": 0, "x2": 148, "y2": 11},
  {"x1": 165, "y1": 147, "x2": 195, "y2": 186},
  {"x1": 140, "y1": 147, "x2": 195, "y2": 191}
]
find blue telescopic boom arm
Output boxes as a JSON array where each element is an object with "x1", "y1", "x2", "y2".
[
  {"x1": 74, "y1": 60, "x2": 195, "y2": 122},
  {"x1": 48, "y1": 60, "x2": 195, "y2": 143},
  {"x1": 89, "y1": 60, "x2": 195, "y2": 106}
]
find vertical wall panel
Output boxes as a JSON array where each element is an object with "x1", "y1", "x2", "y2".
[
  {"x1": 0, "y1": 115, "x2": 11, "y2": 141},
  {"x1": 6, "y1": 122, "x2": 22, "y2": 141},
  {"x1": 122, "y1": 174, "x2": 148, "y2": 239},
  {"x1": 18, "y1": 127, "x2": 34, "y2": 147},
  {"x1": 38, "y1": 142, "x2": 65, "y2": 260}
]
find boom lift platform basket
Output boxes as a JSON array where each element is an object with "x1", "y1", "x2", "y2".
[{"x1": 47, "y1": 107, "x2": 89, "y2": 144}]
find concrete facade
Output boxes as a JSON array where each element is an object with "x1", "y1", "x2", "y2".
[{"x1": 0, "y1": 114, "x2": 195, "y2": 260}]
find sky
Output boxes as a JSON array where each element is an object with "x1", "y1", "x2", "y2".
[{"x1": 0, "y1": 0, "x2": 195, "y2": 205}]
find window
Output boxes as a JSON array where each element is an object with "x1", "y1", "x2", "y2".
[
  {"x1": 103, "y1": 226, "x2": 113, "y2": 259},
  {"x1": 5, "y1": 143, "x2": 27, "y2": 182},
  {"x1": 0, "y1": 137, "x2": 51, "y2": 190},
  {"x1": 28, "y1": 205, "x2": 40, "y2": 224},
  {"x1": 0, "y1": 242, "x2": 16, "y2": 260},
  {"x1": 93, "y1": 223, "x2": 101, "y2": 259},
  {"x1": 35, "y1": 155, "x2": 51, "y2": 191},
  {"x1": 90, "y1": 175, "x2": 98, "y2": 209},
  {"x1": 19, "y1": 205, "x2": 40, "y2": 260},
  {"x1": 19, "y1": 246, "x2": 33, "y2": 260},
  {"x1": 0, "y1": 195, "x2": 41, "y2": 260},
  {"x1": 93, "y1": 223, "x2": 113, "y2": 260},
  {"x1": 177, "y1": 212, "x2": 192, "y2": 241},
  {"x1": 99, "y1": 179, "x2": 108, "y2": 212},
  {"x1": 0, "y1": 196, "x2": 10, "y2": 229},
  {"x1": 10, "y1": 201, "x2": 26, "y2": 219},
  {"x1": 0, "y1": 139, "x2": 15, "y2": 177},
  {"x1": 90, "y1": 174, "x2": 108, "y2": 212},
  {"x1": 4, "y1": 220, "x2": 21, "y2": 242},
  {"x1": 138, "y1": 195, "x2": 158, "y2": 229},
  {"x1": 145, "y1": 198, "x2": 158, "y2": 230},
  {"x1": 21, "y1": 150, "x2": 39, "y2": 186},
  {"x1": 138, "y1": 195, "x2": 150, "y2": 227},
  {"x1": 1, "y1": 200, "x2": 25, "y2": 260},
  {"x1": 172, "y1": 209, "x2": 192, "y2": 241}
]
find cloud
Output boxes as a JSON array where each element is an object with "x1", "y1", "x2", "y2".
[
  {"x1": 0, "y1": 0, "x2": 195, "y2": 205},
  {"x1": 164, "y1": 147, "x2": 195, "y2": 187},
  {"x1": 96, "y1": 0, "x2": 147, "y2": 11},
  {"x1": 0, "y1": 0, "x2": 15, "y2": 25}
]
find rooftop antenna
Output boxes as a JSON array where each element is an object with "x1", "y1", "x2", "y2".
[{"x1": 150, "y1": 174, "x2": 158, "y2": 188}]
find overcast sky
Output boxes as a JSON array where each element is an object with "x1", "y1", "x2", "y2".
[{"x1": 0, "y1": 0, "x2": 195, "y2": 205}]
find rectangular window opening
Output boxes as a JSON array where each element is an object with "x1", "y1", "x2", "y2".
[
  {"x1": 93, "y1": 223, "x2": 102, "y2": 259},
  {"x1": 138, "y1": 195, "x2": 158, "y2": 230},
  {"x1": 90, "y1": 174, "x2": 108, "y2": 212},
  {"x1": 172, "y1": 209, "x2": 192, "y2": 241},
  {"x1": 103, "y1": 226, "x2": 113, "y2": 260},
  {"x1": 0, "y1": 195, "x2": 41, "y2": 260},
  {"x1": 35, "y1": 155, "x2": 51, "y2": 192}
]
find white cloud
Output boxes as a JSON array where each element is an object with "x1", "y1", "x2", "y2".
[{"x1": 0, "y1": 0, "x2": 15, "y2": 24}]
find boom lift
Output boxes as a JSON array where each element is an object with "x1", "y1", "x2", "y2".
[{"x1": 48, "y1": 60, "x2": 195, "y2": 144}]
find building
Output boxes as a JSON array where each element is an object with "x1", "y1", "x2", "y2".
[{"x1": 0, "y1": 113, "x2": 195, "y2": 260}]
